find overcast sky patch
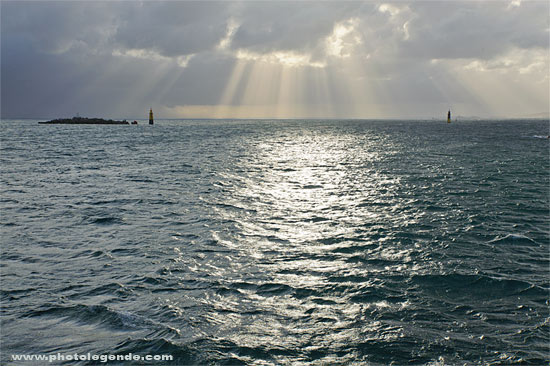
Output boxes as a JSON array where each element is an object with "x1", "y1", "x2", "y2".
[{"x1": 1, "y1": 1, "x2": 548, "y2": 119}]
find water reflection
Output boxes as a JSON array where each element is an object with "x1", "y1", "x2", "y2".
[
  {"x1": 3, "y1": 120, "x2": 546, "y2": 364},
  {"x1": 202, "y1": 126, "x2": 415, "y2": 362}
]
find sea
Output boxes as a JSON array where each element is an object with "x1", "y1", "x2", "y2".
[{"x1": 1, "y1": 118, "x2": 548, "y2": 365}]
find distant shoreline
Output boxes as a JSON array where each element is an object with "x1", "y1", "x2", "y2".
[{"x1": 38, "y1": 117, "x2": 129, "y2": 125}]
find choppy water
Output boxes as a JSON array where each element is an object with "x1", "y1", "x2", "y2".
[{"x1": 1, "y1": 119, "x2": 549, "y2": 365}]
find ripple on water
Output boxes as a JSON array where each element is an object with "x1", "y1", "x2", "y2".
[{"x1": 0, "y1": 119, "x2": 548, "y2": 365}]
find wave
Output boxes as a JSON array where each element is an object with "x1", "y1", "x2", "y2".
[
  {"x1": 188, "y1": 338, "x2": 302, "y2": 365},
  {"x1": 25, "y1": 304, "x2": 181, "y2": 337},
  {"x1": 112, "y1": 338, "x2": 200, "y2": 365},
  {"x1": 409, "y1": 273, "x2": 547, "y2": 300},
  {"x1": 89, "y1": 216, "x2": 124, "y2": 225},
  {"x1": 302, "y1": 184, "x2": 324, "y2": 189},
  {"x1": 488, "y1": 233, "x2": 539, "y2": 245}
]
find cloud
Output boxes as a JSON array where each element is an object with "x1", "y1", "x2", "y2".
[
  {"x1": 1, "y1": 1, "x2": 548, "y2": 119},
  {"x1": 113, "y1": 2, "x2": 231, "y2": 57},
  {"x1": 1, "y1": 1, "x2": 117, "y2": 54},
  {"x1": 400, "y1": 1, "x2": 548, "y2": 60},
  {"x1": 228, "y1": 2, "x2": 362, "y2": 53}
]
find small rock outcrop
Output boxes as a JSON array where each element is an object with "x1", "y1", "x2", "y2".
[{"x1": 39, "y1": 117, "x2": 129, "y2": 125}]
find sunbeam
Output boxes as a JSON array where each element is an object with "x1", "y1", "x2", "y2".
[{"x1": 216, "y1": 59, "x2": 248, "y2": 117}]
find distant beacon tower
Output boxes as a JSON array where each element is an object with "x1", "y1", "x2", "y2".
[
  {"x1": 149, "y1": 108, "x2": 154, "y2": 125},
  {"x1": 447, "y1": 109, "x2": 451, "y2": 123}
]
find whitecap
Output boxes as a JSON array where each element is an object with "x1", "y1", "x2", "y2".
[{"x1": 488, "y1": 233, "x2": 537, "y2": 244}]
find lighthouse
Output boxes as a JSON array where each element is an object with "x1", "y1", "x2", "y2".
[{"x1": 149, "y1": 108, "x2": 154, "y2": 125}]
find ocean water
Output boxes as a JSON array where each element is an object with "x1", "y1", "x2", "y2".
[{"x1": 0, "y1": 118, "x2": 548, "y2": 365}]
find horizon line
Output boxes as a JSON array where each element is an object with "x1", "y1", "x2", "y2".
[{"x1": 3, "y1": 116, "x2": 549, "y2": 121}]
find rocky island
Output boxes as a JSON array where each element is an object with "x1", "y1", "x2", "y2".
[{"x1": 39, "y1": 117, "x2": 129, "y2": 125}]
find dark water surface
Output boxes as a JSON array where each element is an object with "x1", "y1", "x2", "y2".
[{"x1": 1, "y1": 119, "x2": 549, "y2": 365}]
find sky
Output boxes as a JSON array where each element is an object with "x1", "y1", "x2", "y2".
[{"x1": 1, "y1": 0, "x2": 549, "y2": 120}]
